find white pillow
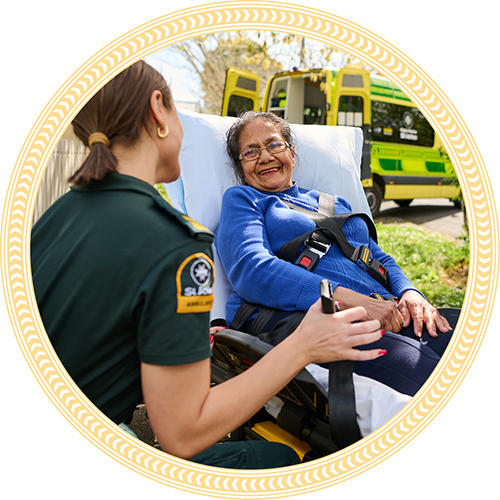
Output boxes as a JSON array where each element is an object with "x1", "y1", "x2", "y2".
[{"x1": 165, "y1": 107, "x2": 369, "y2": 319}]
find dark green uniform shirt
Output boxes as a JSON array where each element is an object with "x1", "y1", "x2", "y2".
[{"x1": 31, "y1": 173, "x2": 214, "y2": 424}]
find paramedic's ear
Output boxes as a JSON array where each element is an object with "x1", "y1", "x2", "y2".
[{"x1": 149, "y1": 90, "x2": 167, "y2": 126}]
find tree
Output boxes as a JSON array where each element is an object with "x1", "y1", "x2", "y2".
[
  {"x1": 163, "y1": 32, "x2": 281, "y2": 114},
  {"x1": 161, "y1": 31, "x2": 363, "y2": 114}
]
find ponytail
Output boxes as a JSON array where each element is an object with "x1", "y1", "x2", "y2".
[{"x1": 68, "y1": 133, "x2": 118, "y2": 186}]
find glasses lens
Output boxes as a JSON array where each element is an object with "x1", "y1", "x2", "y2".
[
  {"x1": 241, "y1": 148, "x2": 259, "y2": 160},
  {"x1": 267, "y1": 141, "x2": 286, "y2": 154},
  {"x1": 240, "y1": 141, "x2": 287, "y2": 161}
]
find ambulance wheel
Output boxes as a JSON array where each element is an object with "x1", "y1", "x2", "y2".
[
  {"x1": 364, "y1": 183, "x2": 382, "y2": 217},
  {"x1": 394, "y1": 199, "x2": 413, "y2": 207}
]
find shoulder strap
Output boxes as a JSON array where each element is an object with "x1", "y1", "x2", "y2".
[
  {"x1": 318, "y1": 191, "x2": 336, "y2": 217},
  {"x1": 281, "y1": 193, "x2": 377, "y2": 243}
]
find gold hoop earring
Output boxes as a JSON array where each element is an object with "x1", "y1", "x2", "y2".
[{"x1": 157, "y1": 123, "x2": 169, "y2": 139}]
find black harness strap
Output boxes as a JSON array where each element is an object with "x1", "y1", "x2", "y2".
[
  {"x1": 230, "y1": 298, "x2": 286, "y2": 338},
  {"x1": 328, "y1": 360, "x2": 359, "y2": 449},
  {"x1": 248, "y1": 307, "x2": 280, "y2": 337},
  {"x1": 230, "y1": 302, "x2": 260, "y2": 331},
  {"x1": 280, "y1": 195, "x2": 391, "y2": 293}
]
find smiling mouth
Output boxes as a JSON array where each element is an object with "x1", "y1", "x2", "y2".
[{"x1": 259, "y1": 167, "x2": 280, "y2": 175}]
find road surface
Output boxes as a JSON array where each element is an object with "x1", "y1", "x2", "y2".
[{"x1": 376, "y1": 198, "x2": 466, "y2": 240}]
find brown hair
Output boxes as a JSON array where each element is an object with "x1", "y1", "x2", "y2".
[
  {"x1": 69, "y1": 60, "x2": 173, "y2": 186},
  {"x1": 226, "y1": 111, "x2": 295, "y2": 184}
]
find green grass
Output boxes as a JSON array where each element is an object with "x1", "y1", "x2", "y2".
[{"x1": 375, "y1": 223, "x2": 469, "y2": 308}]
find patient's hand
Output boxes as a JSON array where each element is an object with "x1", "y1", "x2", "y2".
[
  {"x1": 398, "y1": 290, "x2": 452, "y2": 337},
  {"x1": 333, "y1": 286, "x2": 404, "y2": 333}
]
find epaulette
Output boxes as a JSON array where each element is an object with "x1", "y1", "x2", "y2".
[{"x1": 152, "y1": 196, "x2": 214, "y2": 242}]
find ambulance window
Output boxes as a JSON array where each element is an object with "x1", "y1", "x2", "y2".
[
  {"x1": 236, "y1": 76, "x2": 257, "y2": 91},
  {"x1": 303, "y1": 76, "x2": 327, "y2": 125},
  {"x1": 426, "y1": 162, "x2": 446, "y2": 173},
  {"x1": 227, "y1": 95, "x2": 254, "y2": 117},
  {"x1": 342, "y1": 74, "x2": 364, "y2": 88},
  {"x1": 371, "y1": 100, "x2": 434, "y2": 147},
  {"x1": 337, "y1": 96, "x2": 364, "y2": 127},
  {"x1": 270, "y1": 87, "x2": 287, "y2": 108}
]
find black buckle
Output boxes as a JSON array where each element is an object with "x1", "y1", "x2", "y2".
[
  {"x1": 353, "y1": 245, "x2": 371, "y2": 269},
  {"x1": 370, "y1": 293, "x2": 399, "y2": 303},
  {"x1": 353, "y1": 245, "x2": 390, "y2": 289},
  {"x1": 366, "y1": 258, "x2": 389, "y2": 287},
  {"x1": 294, "y1": 235, "x2": 331, "y2": 271}
]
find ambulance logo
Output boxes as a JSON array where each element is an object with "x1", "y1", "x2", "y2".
[
  {"x1": 190, "y1": 258, "x2": 211, "y2": 286},
  {"x1": 402, "y1": 111, "x2": 414, "y2": 129}
]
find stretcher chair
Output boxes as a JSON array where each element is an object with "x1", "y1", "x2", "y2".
[{"x1": 164, "y1": 108, "x2": 420, "y2": 460}]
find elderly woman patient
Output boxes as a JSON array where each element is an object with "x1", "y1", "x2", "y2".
[{"x1": 215, "y1": 111, "x2": 455, "y2": 397}]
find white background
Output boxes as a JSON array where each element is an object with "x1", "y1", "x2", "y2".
[{"x1": 1, "y1": 1, "x2": 498, "y2": 498}]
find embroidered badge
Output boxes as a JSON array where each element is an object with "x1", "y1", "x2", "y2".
[{"x1": 176, "y1": 253, "x2": 214, "y2": 314}]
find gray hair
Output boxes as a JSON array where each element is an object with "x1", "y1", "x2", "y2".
[{"x1": 226, "y1": 111, "x2": 295, "y2": 184}]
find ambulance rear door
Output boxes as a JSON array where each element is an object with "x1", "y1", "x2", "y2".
[{"x1": 222, "y1": 68, "x2": 260, "y2": 116}]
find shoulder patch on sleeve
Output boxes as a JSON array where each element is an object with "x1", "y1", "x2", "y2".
[{"x1": 176, "y1": 253, "x2": 215, "y2": 314}]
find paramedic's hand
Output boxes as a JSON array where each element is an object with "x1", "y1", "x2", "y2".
[
  {"x1": 294, "y1": 300, "x2": 386, "y2": 364},
  {"x1": 209, "y1": 326, "x2": 227, "y2": 351},
  {"x1": 398, "y1": 290, "x2": 452, "y2": 337},
  {"x1": 333, "y1": 286, "x2": 404, "y2": 334}
]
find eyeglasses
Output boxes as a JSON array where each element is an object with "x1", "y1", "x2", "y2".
[{"x1": 238, "y1": 141, "x2": 289, "y2": 162}]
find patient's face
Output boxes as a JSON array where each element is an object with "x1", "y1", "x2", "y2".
[{"x1": 239, "y1": 120, "x2": 295, "y2": 193}]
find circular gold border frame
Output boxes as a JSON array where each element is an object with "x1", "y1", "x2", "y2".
[{"x1": 2, "y1": 1, "x2": 498, "y2": 497}]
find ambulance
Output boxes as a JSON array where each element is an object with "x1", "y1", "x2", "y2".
[{"x1": 222, "y1": 67, "x2": 459, "y2": 216}]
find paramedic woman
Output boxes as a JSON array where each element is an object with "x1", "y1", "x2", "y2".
[
  {"x1": 215, "y1": 111, "x2": 454, "y2": 397},
  {"x1": 31, "y1": 61, "x2": 386, "y2": 469}
]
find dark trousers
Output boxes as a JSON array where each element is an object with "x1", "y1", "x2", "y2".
[
  {"x1": 244, "y1": 310, "x2": 457, "y2": 397},
  {"x1": 189, "y1": 440, "x2": 300, "y2": 469},
  {"x1": 354, "y1": 323, "x2": 454, "y2": 396}
]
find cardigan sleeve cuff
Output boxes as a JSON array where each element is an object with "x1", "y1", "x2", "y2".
[
  {"x1": 296, "y1": 274, "x2": 336, "y2": 311},
  {"x1": 390, "y1": 277, "x2": 426, "y2": 301}
]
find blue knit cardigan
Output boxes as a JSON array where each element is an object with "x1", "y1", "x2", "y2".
[{"x1": 215, "y1": 183, "x2": 418, "y2": 324}]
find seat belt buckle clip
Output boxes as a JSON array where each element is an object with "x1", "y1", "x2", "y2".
[
  {"x1": 370, "y1": 293, "x2": 399, "y2": 303},
  {"x1": 366, "y1": 257, "x2": 390, "y2": 289},
  {"x1": 354, "y1": 245, "x2": 391, "y2": 288},
  {"x1": 385, "y1": 295, "x2": 399, "y2": 304},
  {"x1": 305, "y1": 235, "x2": 331, "y2": 257},
  {"x1": 295, "y1": 246, "x2": 321, "y2": 270},
  {"x1": 354, "y1": 245, "x2": 371, "y2": 270},
  {"x1": 294, "y1": 236, "x2": 331, "y2": 271}
]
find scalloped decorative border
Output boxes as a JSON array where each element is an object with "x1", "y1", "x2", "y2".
[{"x1": 2, "y1": 2, "x2": 498, "y2": 498}]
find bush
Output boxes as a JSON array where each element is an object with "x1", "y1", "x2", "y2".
[{"x1": 376, "y1": 223, "x2": 469, "y2": 308}]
